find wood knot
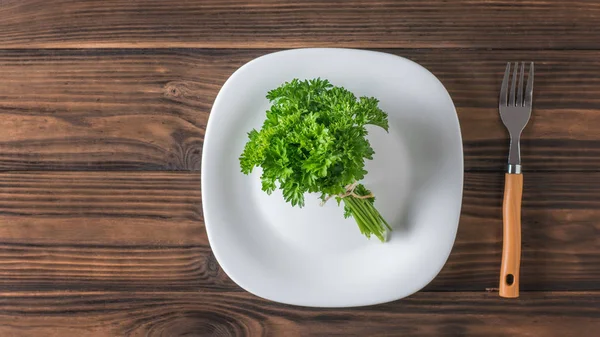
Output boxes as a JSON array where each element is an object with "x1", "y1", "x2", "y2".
[
  {"x1": 139, "y1": 312, "x2": 253, "y2": 337},
  {"x1": 164, "y1": 81, "x2": 205, "y2": 107},
  {"x1": 168, "y1": 129, "x2": 202, "y2": 171}
]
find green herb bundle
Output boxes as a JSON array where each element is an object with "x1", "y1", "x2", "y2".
[{"x1": 239, "y1": 78, "x2": 391, "y2": 241}]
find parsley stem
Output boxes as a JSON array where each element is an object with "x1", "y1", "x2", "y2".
[
  {"x1": 345, "y1": 197, "x2": 377, "y2": 237},
  {"x1": 344, "y1": 198, "x2": 367, "y2": 229},
  {"x1": 343, "y1": 193, "x2": 389, "y2": 242},
  {"x1": 351, "y1": 199, "x2": 377, "y2": 232},
  {"x1": 356, "y1": 198, "x2": 381, "y2": 227}
]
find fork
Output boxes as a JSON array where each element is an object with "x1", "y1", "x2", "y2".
[{"x1": 498, "y1": 62, "x2": 534, "y2": 298}]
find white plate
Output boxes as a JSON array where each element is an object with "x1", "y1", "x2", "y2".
[{"x1": 202, "y1": 48, "x2": 463, "y2": 307}]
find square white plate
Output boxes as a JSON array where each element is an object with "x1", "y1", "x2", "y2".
[{"x1": 202, "y1": 48, "x2": 463, "y2": 307}]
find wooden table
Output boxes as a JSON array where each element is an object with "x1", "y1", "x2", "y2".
[{"x1": 1, "y1": 1, "x2": 599, "y2": 336}]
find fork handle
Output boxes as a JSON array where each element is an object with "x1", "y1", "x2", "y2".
[{"x1": 500, "y1": 173, "x2": 522, "y2": 298}]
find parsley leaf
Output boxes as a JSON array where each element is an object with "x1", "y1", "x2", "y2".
[{"x1": 240, "y1": 78, "x2": 391, "y2": 241}]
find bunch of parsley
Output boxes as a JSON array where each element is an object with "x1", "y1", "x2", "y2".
[{"x1": 240, "y1": 78, "x2": 391, "y2": 241}]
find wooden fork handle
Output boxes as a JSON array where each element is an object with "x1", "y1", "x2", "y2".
[{"x1": 500, "y1": 173, "x2": 523, "y2": 298}]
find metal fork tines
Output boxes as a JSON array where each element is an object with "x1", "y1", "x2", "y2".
[{"x1": 499, "y1": 62, "x2": 534, "y2": 174}]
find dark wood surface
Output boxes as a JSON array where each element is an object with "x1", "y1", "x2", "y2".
[
  {"x1": 0, "y1": 1, "x2": 599, "y2": 336},
  {"x1": 1, "y1": 0, "x2": 600, "y2": 49},
  {"x1": 0, "y1": 291, "x2": 598, "y2": 336}
]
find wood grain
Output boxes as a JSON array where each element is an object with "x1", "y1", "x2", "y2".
[
  {"x1": 499, "y1": 173, "x2": 523, "y2": 298},
  {"x1": 0, "y1": 172, "x2": 201, "y2": 220},
  {"x1": 2, "y1": 49, "x2": 600, "y2": 171},
  {"x1": 0, "y1": 171, "x2": 598, "y2": 292},
  {"x1": 0, "y1": 49, "x2": 229, "y2": 170},
  {"x1": 0, "y1": 291, "x2": 597, "y2": 336},
  {"x1": 1, "y1": 0, "x2": 600, "y2": 49}
]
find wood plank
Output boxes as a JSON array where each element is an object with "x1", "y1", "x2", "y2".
[
  {"x1": 0, "y1": 49, "x2": 228, "y2": 170},
  {"x1": 2, "y1": 49, "x2": 600, "y2": 171},
  {"x1": 0, "y1": 172, "x2": 202, "y2": 221},
  {"x1": 0, "y1": 171, "x2": 598, "y2": 292},
  {"x1": 1, "y1": 1, "x2": 600, "y2": 49},
  {"x1": 0, "y1": 291, "x2": 597, "y2": 336},
  {"x1": 0, "y1": 171, "x2": 226, "y2": 292}
]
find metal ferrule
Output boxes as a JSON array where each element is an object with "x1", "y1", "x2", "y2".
[{"x1": 507, "y1": 164, "x2": 522, "y2": 174}]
